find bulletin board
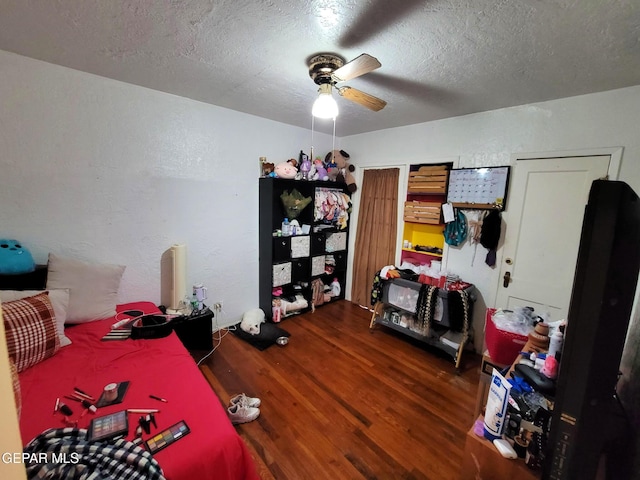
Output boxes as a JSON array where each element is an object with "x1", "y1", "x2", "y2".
[{"x1": 446, "y1": 166, "x2": 511, "y2": 210}]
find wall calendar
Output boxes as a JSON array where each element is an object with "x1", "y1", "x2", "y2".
[{"x1": 446, "y1": 166, "x2": 511, "y2": 210}]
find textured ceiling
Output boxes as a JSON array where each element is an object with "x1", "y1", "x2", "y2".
[{"x1": 0, "y1": 0, "x2": 639, "y2": 136}]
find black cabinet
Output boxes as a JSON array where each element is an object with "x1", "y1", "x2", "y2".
[
  {"x1": 0, "y1": 265, "x2": 47, "y2": 290},
  {"x1": 172, "y1": 309, "x2": 214, "y2": 351},
  {"x1": 259, "y1": 178, "x2": 351, "y2": 321}
]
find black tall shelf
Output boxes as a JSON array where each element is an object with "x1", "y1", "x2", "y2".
[{"x1": 259, "y1": 177, "x2": 351, "y2": 321}]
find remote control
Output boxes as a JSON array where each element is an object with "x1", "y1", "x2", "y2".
[{"x1": 145, "y1": 420, "x2": 190, "y2": 454}]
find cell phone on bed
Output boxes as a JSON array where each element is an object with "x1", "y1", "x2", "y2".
[{"x1": 88, "y1": 410, "x2": 129, "y2": 442}]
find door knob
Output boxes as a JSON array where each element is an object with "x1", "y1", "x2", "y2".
[{"x1": 503, "y1": 271, "x2": 511, "y2": 288}]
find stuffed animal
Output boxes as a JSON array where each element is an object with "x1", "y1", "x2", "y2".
[
  {"x1": 325, "y1": 150, "x2": 357, "y2": 193},
  {"x1": 325, "y1": 151, "x2": 339, "y2": 181},
  {"x1": 240, "y1": 308, "x2": 265, "y2": 335},
  {"x1": 274, "y1": 161, "x2": 298, "y2": 179},
  {"x1": 0, "y1": 239, "x2": 35, "y2": 274},
  {"x1": 313, "y1": 158, "x2": 329, "y2": 181},
  {"x1": 259, "y1": 157, "x2": 274, "y2": 177},
  {"x1": 261, "y1": 161, "x2": 275, "y2": 177},
  {"x1": 300, "y1": 156, "x2": 312, "y2": 180}
]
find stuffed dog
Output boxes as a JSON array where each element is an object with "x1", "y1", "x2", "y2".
[{"x1": 325, "y1": 149, "x2": 357, "y2": 193}]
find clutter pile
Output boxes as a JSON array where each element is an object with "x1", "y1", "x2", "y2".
[{"x1": 481, "y1": 307, "x2": 566, "y2": 471}]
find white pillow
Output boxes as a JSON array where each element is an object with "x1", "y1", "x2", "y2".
[
  {"x1": 46, "y1": 253, "x2": 125, "y2": 324},
  {"x1": 0, "y1": 289, "x2": 72, "y2": 347}
]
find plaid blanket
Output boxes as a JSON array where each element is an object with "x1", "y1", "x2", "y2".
[{"x1": 23, "y1": 428, "x2": 165, "y2": 480}]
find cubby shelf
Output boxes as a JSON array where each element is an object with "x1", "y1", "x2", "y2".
[
  {"x1": 259, "y1": 177, "x2": 351, "y2": 322},
  {"x1": 401, "y1": 164, "x2": 452, "y2": 266}
]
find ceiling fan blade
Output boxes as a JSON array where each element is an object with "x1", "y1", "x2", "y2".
[
  {"x1": 338, "y1": 86, "x2": 387, "y2": 112},
  {"x1": 332, "y1": 54, "x2": 381, "y2": 82}
]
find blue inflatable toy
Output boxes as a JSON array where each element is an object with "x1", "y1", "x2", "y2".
[{"x1": 0, "y1": 239, "x2": 35, "y2": 274}]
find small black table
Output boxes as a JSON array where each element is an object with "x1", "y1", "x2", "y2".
[{"x1": 173, "y1": 308, "x2": 214, "y2": 351}]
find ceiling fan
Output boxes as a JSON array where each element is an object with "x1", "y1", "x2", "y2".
[{"x1": 307, "y1": 53, "x2": 387, "y2": 118}]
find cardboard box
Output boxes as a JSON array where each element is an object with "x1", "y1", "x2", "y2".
[{"x1": 460, "y1": 418, "x2": 539, "y2": 480}]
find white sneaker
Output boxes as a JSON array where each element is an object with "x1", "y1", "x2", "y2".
[
  {"x1": 227, "y1": 403, "x2": 260, "y2": 425},
  {"x1": 229, "y1": 393, "x2": 261, "y2": 408}
]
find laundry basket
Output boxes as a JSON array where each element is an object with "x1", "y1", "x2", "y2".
[{"x1": 484, "y1": 308, "x2": 528, "y2": 365}]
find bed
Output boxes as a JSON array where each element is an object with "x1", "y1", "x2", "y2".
[{"x1": 1, "y1": 255, "x2": 258, "y2": 480}]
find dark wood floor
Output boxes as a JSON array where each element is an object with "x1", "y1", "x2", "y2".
[{"x1": 200, "y1": 300, "x2": 481, "y2": 480}]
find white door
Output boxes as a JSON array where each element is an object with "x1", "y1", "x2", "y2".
[{"x1": 495, "y1": 155, "x2": 610, "y2": 321}]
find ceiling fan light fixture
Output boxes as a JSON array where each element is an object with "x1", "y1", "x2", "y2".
[{"x1": 312, "y1": 84, "x2": 339, "y2": 119}]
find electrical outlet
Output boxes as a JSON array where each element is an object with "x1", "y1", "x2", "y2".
[{"x1": 213, "y1": 301, "x2": 223, "y2": 312}]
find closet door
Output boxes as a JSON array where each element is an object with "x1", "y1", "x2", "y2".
[
  {"x1": 351, "y1": 168, "x2": 400, "y2": 307},
  {"x1": 495, "y1": 155, "x2": 610, "y2": 320}
]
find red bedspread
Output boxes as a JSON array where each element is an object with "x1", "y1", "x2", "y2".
[{"x1": 18, "y1": 302, "x2": 258, "y2": 480}]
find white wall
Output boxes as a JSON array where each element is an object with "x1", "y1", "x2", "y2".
[
  {"x1": 0, "y1": 50, "x2": 334, "y2": 328},
  {"x1": 343, "y1": 85, "x2": 640, "y2": 352}
]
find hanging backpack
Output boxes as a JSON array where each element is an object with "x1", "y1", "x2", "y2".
[{"x1": 444, "y1": 209, "x2": 468, "y2": 247}]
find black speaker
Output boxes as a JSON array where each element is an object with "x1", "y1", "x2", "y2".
[
  {"x1": 543, "y1": 180, "x2": 640, "y2": 480},
  {"x1": 173, "y1": 309, "x2": 214, "y2": 351}
]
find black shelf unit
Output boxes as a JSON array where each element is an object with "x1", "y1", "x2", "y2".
[{"x1": 259, "y1": 177, "x2": 351, "y2": 321}]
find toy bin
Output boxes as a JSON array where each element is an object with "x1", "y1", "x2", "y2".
[{"x1": 484, "y1": 308, "x2": 528, "y2": 365}]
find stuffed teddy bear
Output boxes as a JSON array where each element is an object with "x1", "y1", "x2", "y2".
[
  {"x1": 325, "y1": 150, "x2": 357, "y2": 193},
  {"x1": 240, "y1": 308, "x2": 265, "y2": 335}
]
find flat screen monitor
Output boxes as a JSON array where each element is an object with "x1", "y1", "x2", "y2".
[{"x1": 543, "y1": 180, "x2": 640, "y2": 479}]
